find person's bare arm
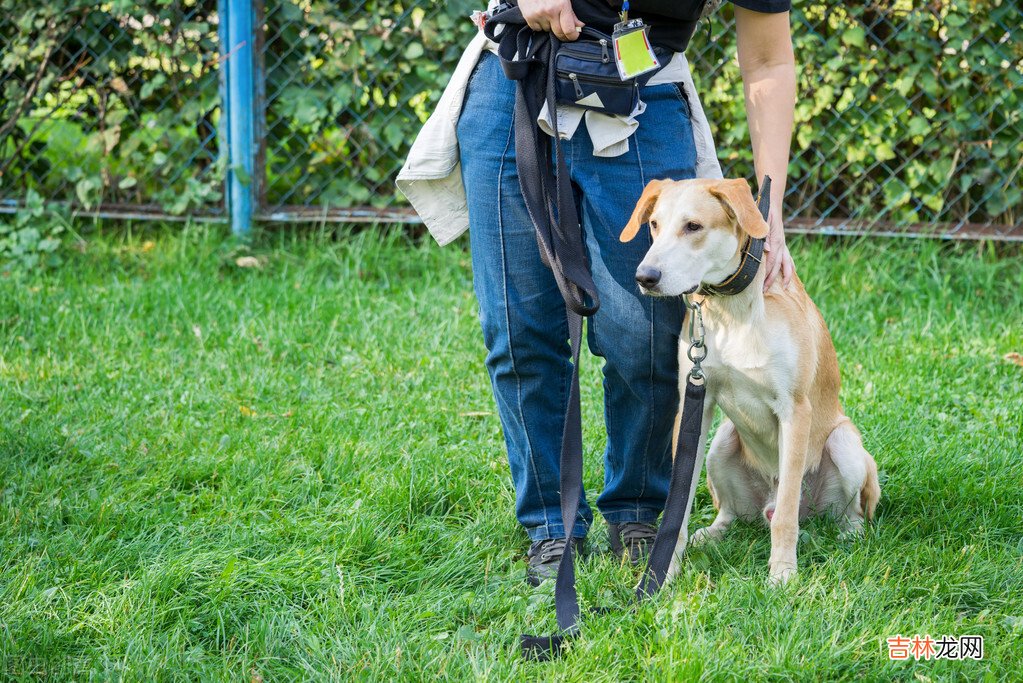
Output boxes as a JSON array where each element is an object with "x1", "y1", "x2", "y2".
[{"x1": 735, "y1": 7, "x2": 796, "y2": 290}]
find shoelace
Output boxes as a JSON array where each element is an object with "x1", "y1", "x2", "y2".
[
  {"x1": 531, "y1": 538, "x2": 569, "y2": 563},
  {"x1": 618, "y1": 522, "x2": 657, "y2": 548}
]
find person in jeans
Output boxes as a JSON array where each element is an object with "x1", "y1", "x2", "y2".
[{"x1": 407, "y1": 0, "x2": 797, "y2": 585}]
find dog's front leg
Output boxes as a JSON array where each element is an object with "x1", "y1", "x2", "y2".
[
  {"x1": 769, "y1": 397, "x2": 812, "y2": 585},
  {"x1": 665, "y1": 398, "x2": 716, "y2": 583}
]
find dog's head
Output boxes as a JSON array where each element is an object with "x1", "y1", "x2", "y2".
[{"x1": 620, "y1": 178, "x2": 769, "y2": 296}]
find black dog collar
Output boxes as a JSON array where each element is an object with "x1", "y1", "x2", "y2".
[{"x1": 698, "y1": 176, "x2": 771, "y2": 297}]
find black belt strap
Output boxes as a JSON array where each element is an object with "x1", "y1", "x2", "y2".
[{"x1": 637, "y1": 378, "x2": 705, "y2": 597}]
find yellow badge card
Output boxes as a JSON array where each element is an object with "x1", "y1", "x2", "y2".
[{"x1": 612, "y1": 21, "x2": 659, "y2": 80}]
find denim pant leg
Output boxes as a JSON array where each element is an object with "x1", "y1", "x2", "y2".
[
  {"x1": 457, "y1": 52, "x2": 592, "y2": 541},
  {"x1": 567, "y1": 82, "x2": 697, "y2": 524}
]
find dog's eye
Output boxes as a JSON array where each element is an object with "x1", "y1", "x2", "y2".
[
  {"x1": 685, "y1": 221, "x2": 704, "y2": 233},
  {"x1": 649, "y1": 219, "x2": 659, "y2": 231}
]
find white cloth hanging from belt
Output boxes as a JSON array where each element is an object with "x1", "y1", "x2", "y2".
[{"x1": 396, "y1": 30, "x2": 723, "y2": 247}]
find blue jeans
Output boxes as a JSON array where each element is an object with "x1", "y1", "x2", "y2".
[{"x1": 457, "y1": 52, "x2": 696, "y2": 541}]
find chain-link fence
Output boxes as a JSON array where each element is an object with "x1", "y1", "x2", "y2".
[
  {"x1": 0, "y1": 0, "x2": 223, "y2": 220},
  {"x1": 2, "y1": 1, "x2": 1021, "y2": 238}
]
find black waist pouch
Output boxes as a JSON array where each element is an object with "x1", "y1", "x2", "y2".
[{"x1": 553, "y1": 27, "x2": 667, "y2": 116}]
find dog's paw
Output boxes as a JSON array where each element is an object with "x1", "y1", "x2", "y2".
[
  {"x1": 768, "y1": 562, "x2": 798, "y2": 586},
  {"x1": 663, "y1": 550, "x2": 685, "y2": 585},
  {"x1": 689, "y1": 526, "x2": 722, "y2": 547},
  {"x1": 837, "y1": 518, "x2": 865, "y2": 541}
]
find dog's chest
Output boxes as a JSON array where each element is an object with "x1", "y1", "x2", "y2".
[
  {"x1": 708, "y1": 362, "x2": 780, "y2": 443},
  {"x1": 690, "y1": 321, "x2": 796, "y2": 458}
]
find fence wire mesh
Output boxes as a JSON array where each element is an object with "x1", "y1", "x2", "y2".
[
  {"x1": 0, "y1": 0, "x2": 223, "y2": 219},
  {"x1": 2, "y1": 0, "x2": 1021, "y2": 237},
  {"x1": 260, "y1": 0, "x2": 475, "y2": 215}
]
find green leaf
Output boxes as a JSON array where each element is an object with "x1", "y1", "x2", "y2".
[
  {"x1": 383, "y1": 121, "x2": 405, "y2": 150},
  {"x1": 875, "y1": 142, "x2": 896, "y2": 162},
  {"x1": 220, "y1": 557, "x2": 237, "y2": 580},
  {"x1": 906, "y1": 117, "x2": 930, "y2": 138},
  {"x1": 75, "y1": 177, "x2": 102, "y2": 208},
  {"x1": 455, "y1": 625, "x2": 480, "y2": 641},
  {"x1": 37, "y1": 237, "x2": 61, "y2": 252},
  {"x1": 140, "y1": 73, "x2": 166, "y2": 99},
  {"x1": 404, "y1": 42, "x2": 424, "y2": 60},
  {"x1": 841, "y1": 27, "x2": 866, "y2": 49},
  {"x1": 364, "y1": 36, "x2": 383, "y2": 56}
]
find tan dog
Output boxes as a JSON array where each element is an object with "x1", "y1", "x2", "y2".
[{"x1": 620, "y1": 178, "x2": 880, "y2": 585}]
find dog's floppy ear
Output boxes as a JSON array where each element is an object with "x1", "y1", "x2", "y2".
[
  {"x1": 620, "y1": 180, "x2": 666, "y2": 243},
  {"x1": 708, "y1": 179, "x2": 769, "y2": 239}
]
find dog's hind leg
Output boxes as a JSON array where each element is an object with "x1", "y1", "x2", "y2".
[
  {"x1": 821, "y1": 419, "x2": 878, "y2": 538},
  {"x1": 690, "y1": 420, "x2": 765, "y2": 546}
]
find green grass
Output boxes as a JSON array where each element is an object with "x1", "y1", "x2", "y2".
[{"x1": 1, "y1": 226, "x2": 1021, "y2": 681}]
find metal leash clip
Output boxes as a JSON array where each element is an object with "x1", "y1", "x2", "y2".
[{"x1": 684, "y1": 295, "x2": 707, "y2": 383}]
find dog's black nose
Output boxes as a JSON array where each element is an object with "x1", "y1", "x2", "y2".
[{"x1": 635, "y1": 265, "x2": 662, "y2": 288}]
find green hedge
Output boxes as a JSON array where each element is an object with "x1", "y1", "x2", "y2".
[
  {"x1": 267, "y1": 0, "x2": 1019, "y2": 225},
  {"x1": 2, "y1": 0, "x2": 1020, "y2": 227},
  {"x1": 0, "y1": 0, "x2": 222, "y2": 214}
]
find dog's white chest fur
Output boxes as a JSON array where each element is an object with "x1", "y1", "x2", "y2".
[{"x1": 680, "y1": 314, "x2": 797, "y2": 471}]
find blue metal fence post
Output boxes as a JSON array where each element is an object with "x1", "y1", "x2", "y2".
[{"x1": 218, "y1": 0, "x2": 260, "y2": 235}]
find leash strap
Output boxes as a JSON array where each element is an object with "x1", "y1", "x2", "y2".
[
  {"x1": 485, "y1": 7, "x2": 600, "y2": 317},
  {"x1": 636, "y1": 378, "x2": 705, "y2": 596},
  {"x1": 484, "y1": 7, "x2": 668, "y2": 316},
  {"x1": 484, "y1": 9, "x2": 594, "y2": 659},
  {"x1": 520, "y1": 309, "x2": 585, "y2": 661},
  {"x1": 553, "y1": 309, "x2": 585, "y2": 634}
]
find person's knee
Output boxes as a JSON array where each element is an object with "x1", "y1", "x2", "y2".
[{"x1": 479, "y1": 304, "x2": 572, "y2": 377}]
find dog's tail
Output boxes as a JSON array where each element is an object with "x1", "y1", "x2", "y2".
[{"x1": 861, "y1": 452, "x2": 881, "y2": 521}]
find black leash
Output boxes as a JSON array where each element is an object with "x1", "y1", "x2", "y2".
[
  {"x1": 483, "y1": 8, "x2": 597, "y2": 658},
  {"x1": 521, "y1": 180, "x2": 772, "y2": 661},
  {"x1": 483, "y1": 5, "x2": 774, "y2": 662},
  {"x1": 484, "y1": 7, "x2": 600, "y2": 317},
  {"x1": 637, "y1": 374, "x2": 706, "y2": 597},
  {"x1": 519, "y1": 309, "x2": 584, "y2": 661},
  {"x1": 522, "y1": 349, "x2": 708, "y2": 662}
]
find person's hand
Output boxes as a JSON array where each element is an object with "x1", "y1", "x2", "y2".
[
  {"x1": 762, "y1": 206, "x2": 794, "y2": 291},
  {"x1": 519, "y1": 0, "x2": 584, "y2": 41}
]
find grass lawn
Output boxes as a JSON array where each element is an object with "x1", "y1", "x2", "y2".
[{"x1": 1, "y1": 226, "x2": 1021, "y2": 680}]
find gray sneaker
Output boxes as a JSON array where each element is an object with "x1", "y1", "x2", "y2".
[
  {"x1": 525, "y1": 537, "x2": 584, "y2": 586},
  {"x1": 608, "y1": 522, "x2": 658, "y2": 564}
]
